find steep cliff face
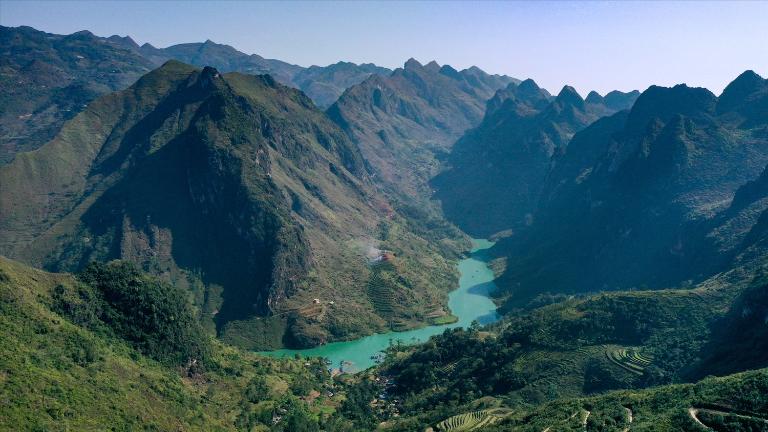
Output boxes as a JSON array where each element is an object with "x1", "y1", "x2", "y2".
[
  {"x1": 0, "y1": 61, "x2": 457, "y2": 349},
  {"x1": 493, "y1": 72, "x2": 768, "y2": 305},
  {"x1": 328, "y1": 59, "x2": 517, "y2": 201},
  {"x1": 432, "y1": 80, "x2": 638, "y2": 236}
]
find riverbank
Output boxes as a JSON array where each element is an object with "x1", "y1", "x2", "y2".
[{"x1": 261, "y1": 239, "x2": 500, "y2": 372}]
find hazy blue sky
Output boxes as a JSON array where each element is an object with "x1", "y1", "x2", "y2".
[{"x1": 2, "y1": 1, "x2": 767, "y2": 95}]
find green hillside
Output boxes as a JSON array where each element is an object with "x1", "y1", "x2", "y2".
[
  {"x1": 4, "y1": 17, "x2": 768, "y2": 432},
  {"x1": 0, "y1": 257, "x2": 349, "y2": 431},
  {"x1": 0, "y1": 60, "x2": 461, "y2": 350},
  {"x1": 353, "y1": 250, "x2": 768, "y2": 430},
  {"x1": 487, "y1": 368, "x2": 768, "y2": 431}
]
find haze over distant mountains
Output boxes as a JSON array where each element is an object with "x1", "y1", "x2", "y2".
[
  {"x1": 0, "y1": 25, "x2": 392, "y2": 162},
  {"x1": 329, "y1": 58, "x2": 517, "y2": 202},
  {"x1": 489, "y1": 71, "x2": 768, "y2": 305},
  {"x1": 3, "y1": 20, "x2": 768, "y2": 432},
  {"x1": 433, "y1": 79, "x2": 639, "y2": 236},
  {"x1": 132, "y1": 37, "x2": 393, "y2": 108}
]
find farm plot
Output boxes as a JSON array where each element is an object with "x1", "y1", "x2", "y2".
[
  {"x1": 606, "y1": 347, "x2": 653, "y2": 376},
  {"x1": 435, "y1": 408, "x2": 514, "y2": 432}
]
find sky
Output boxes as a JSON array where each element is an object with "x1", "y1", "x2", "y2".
[{"x1": 2, "y1": 0, "x2": 767, "y2": 96}]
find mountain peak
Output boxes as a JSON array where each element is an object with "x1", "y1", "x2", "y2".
[
  {"x1": 627, "y1": 84, "x2": 716, "y2": 132},
  {"x1": 404, "y1": 58, "x2": 423, "y2": 70},
  {"x1": 466, "y1": 65, "x2": 484, "y2": 74},
  {"x1": 585, "y1": 90, "x2": 604, "y2": 105},
  {"x1": 718, "y1": 70, "x2": 767, "y2": 114},
  {"x1": 72, "y1": 29, "x2": 94, "y2": 37},
  {"x1": 107, "y1": 34, "x2": 139, "y2": 49},
  {"x1": 200, "y1": 65, "x2": 221, "y2": 78},
  {"x1": 64, "y1": 30, "x2": 97, "y2": 41},
  {"x1": 439, "y1": 64, "x2": 462, "y2": 80},
  {"x1": 555, "y1": 85, "x2": 585, "y2": 108},
  {"x1": 730, "y1": 70, "x2": 764, "y2": 87},
  {"x1": 603, "y1": 90, "x2": 640, "y2": 111},
  {"x1": 424, "y1": 60, "x2": 441, "y2": 73},
  {"x1": 518, "y1": 78, "x2": 541, "y2": 92},
  {"x1": 502, "y1": 78, "x2": 552, "y2": 110},
  {"x1": 152, "y1": 60, "x2": 198, "y2": 80}
]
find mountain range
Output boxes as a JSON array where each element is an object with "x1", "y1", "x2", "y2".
[
  {"x1": 0, "y1": 60, "x2": 458, "y2": 350},
  {"x1": 433, "y1": 79, "x2": 639, "y2": 236},
  {"x1": 368, "y1": 70, "x2": 768, "y2": 430},
  {"x1": 0, "y1": 25, "x2": 391, "y2": 164},
  {"x1": 490, "y1": 71, "x2": 768, "y2": 306},
  {"x1": 3, "y1": 22, "x2": 768, "y2": 432},
  {"x1": 133, "y1": 37, "x2": 392, "y2": 108},
  {"x1": 328, "y1": 58, "x2": 517, "y2": 202}
]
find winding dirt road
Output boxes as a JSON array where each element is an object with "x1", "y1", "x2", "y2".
[{"x1": 688, "y1": 406, "x2": 768, "y2": 430}]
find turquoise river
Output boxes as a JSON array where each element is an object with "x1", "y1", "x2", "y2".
[{"x1": 262, "y1": 239, "x2": 500, "y2": 372}]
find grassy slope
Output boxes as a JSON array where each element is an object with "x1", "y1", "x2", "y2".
[
  {"x1": 370, "y1": 258, "x2": 767, "y2": 430},
  {"x1": 488, "y1": 367, "x2": 768, "y2": 431},
  {"x1": 0, "y1": 257, "x2": 343, "y2": 431}
]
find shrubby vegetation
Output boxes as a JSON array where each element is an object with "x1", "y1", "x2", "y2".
[
  {"x1": 0, "y1": 257, "x2": 355, "y2": 431},
  {"x1": 483, "y1": 368, "x2": 768, "y2": 431},
  {"x1": 52, "y1": 261, "x2": 212, "y2": 367},
  {"x1": 359, "y1": 269, "x2": 768, "y2": 430},
  {"x1": 380, "y1": 285, "x2": 730, "y2": 414}
]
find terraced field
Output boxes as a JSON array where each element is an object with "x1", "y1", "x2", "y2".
[
  {"x1": 438, "y1": 360, "x2": 459, "y2": 376},
  {"x1": 606, "y1": 347, "x2": 653, "y2": 376},
  {"x1": 435, "y1": 408, "x2": 514, "y2": 432},
  {"x1": 515, "y1": 346, "x2": 603, "y2": 393},
  {"x1": 367, "y1": 263, "x2": 398, "y2": 317}
]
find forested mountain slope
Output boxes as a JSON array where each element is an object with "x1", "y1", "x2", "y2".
[
  {"x1": 340, "y1": 71, "x2": 768, "y2": 432},
  {"x1": 0, "y1": 25, "x2": 155, "y2": 163},
  {"x1": 1, "y1": 25, "x2": 391, "y2": 164},
  {"x1": 363, "y1": 246, "x2": 768, "y2": 430},
  {"x1": 433, "y1": 80, "x2": 638, "y2": 236},
  {"x1": 492, "y1": 71, "x2": 768, "y2": 305},
  {"x1": 328, "y1": 58, "x2": 517, "y2": 202},
  {"x1": 0, "y1": 61, "x2": 459, "y2": 350}
]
